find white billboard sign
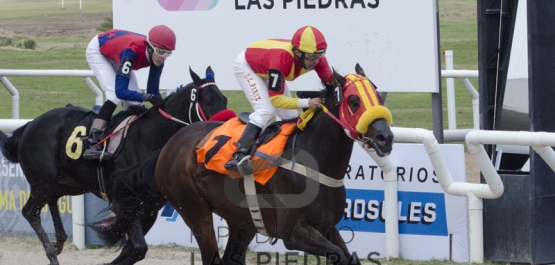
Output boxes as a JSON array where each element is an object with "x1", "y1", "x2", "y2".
[{"x1": 113, "y1": 0, "x2": 440, "y2": 93}]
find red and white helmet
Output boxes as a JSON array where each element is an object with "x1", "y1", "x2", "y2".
[
  {"x1": 291, "y1": 26, "x2": 327, "y2": 54},
  {"x1": 148, "y1": 25, "x2": 176, "y2": 50}
]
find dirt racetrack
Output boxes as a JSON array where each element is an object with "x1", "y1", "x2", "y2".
[{"x1": 0, "y1": 235, "x2": 206, "y2": 265}]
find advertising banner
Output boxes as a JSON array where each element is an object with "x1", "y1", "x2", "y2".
[
  {"x1": 0, "y1": 148, "x2": 110, "y2": 245},
  {"x1": 0, "y1": 155, "x2": 73, "y2": 237},
  {"x1": 146, "y1": 143, "x2": 469, "y2": 262},
  {"x1": 113, "y1": 0, "x2": 440, "y2": 93}
]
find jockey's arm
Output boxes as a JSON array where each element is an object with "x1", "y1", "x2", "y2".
[
  {"x1": 115, "y1": 50, "x2": 143, "y2": 102},
  {"x1": 146, "y1": 64, "x2": 163, "y2": 98},
  {"x1": 270, "y1": 94, "x2": 309, "y2": 109}
]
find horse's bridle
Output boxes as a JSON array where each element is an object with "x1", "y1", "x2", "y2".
[
  {"x1": 320, "y1": 76, "x2": 390, "y2": 156},
  {"x1": 158, "y1": 81, "x2": 215, "y2": 125}
]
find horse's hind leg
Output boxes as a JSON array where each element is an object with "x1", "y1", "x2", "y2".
[
  {"x1": 48, "y1": 198, "x2": 68, "y2": 255},
  {"x1": 221, "y1": 223, "x2": 255, "y2": 264},
  {"x1": 22, "y1": 192, "x2": 60, "y2": 265}
]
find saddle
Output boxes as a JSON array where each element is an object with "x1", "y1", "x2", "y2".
[
  {"x1": 82, "y1": 105, "x2": 139, "y2": 161},
  {"x1": 102, "y1": 115, "x2": 136, "y2": 158},
  {"x1": 196, "y1": 116, "x2": 297, "y2": 184}
]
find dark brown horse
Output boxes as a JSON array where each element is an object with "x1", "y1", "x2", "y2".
[
  {"x1": 0, "y1": 66, "x2": 232, "y2": 265},
  {"x1": 92, "y1": 64, "x2": 393, "y2": 264}
]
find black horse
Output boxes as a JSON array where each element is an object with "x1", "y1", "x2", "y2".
[
  {"x1": 91, "y1": 64, "x2": 394, "y2": 265},
  {"x1": 0, "y1": 66, "x2": 232, "y2": 265}
]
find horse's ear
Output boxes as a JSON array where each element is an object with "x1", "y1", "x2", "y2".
[
  {"x1": 206, "y1": 66, "x2": 215, "y2": 80},
  {"x1": 333, "y1": 69, "x2": 346, "y2": 88},
  {"x1": 355, "y1": 63, "x2": 366, "y2": 77},
  {"x1": 354, "y1": 63, "x2": 385, "y2": 104},
  {"x1": 189, "y1": 66, "x2": 202, "y2": 86}
]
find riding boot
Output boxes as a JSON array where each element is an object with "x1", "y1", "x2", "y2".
[
  {"x1": 83, "y1": 118, "x2": 111, "y2": 160},
  {"x1": 83, "y1": 100, "x2": 118, "y2": 160},
  {"x1": 225, "y1": 122, "x2": 262, "y2": 171}
]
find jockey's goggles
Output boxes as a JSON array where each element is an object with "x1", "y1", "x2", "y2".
[
  {"x1": 304, "y1": 51, "x2": 325, "y2": 60},
  {"x1": 148, "y1": 41, "x2": 173, "y2": 57}
]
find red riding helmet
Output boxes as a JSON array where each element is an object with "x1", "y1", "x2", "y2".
[
  {"x1": 148, "y1": 25, "x2": 176, "y2": 50},
  {"x1": 291, "y1": 26, "x2": 327, "y2": 54}
]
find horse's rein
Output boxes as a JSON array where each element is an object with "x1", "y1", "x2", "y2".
[
  {"x1": 320, "y1": 104, "x2": 358, "y2": 137},
  {"x1": 92, "y1": 109, "x2": 150, "y2": 147},
  {"x1": 158, "y1": 81, "x2": 214, "y2": 125},
  {"x1": 95, "y1": 82, "x2": 215, "y2": 145}
]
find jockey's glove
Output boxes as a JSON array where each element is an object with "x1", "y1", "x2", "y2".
[{"x1": 143, "y1": 93, "x2": 164, "y2": 108}]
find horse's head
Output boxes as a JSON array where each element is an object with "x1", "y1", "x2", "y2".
[
  {"x1": 324, "y1": 64, "x2": 394, "y2": 156},
  {"x1": 165, "y1": 66, "x2": 233, "y2": 123}
]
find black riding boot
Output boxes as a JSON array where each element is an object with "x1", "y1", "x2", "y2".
[
  {"x1": 83, "y1": 100, "x2": 117, "y2": 160},
  {"x1": 83, "y1": 119, "x2": 111, "y2": 160},
  {"x1": 225, "y1": 122, "x2": 262, "y2": 171}
]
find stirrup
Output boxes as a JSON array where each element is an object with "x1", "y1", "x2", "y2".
[
  {"x1": 237, "y1": 155, "x2": 251, "y2": 166},
  {"x1": 236, "y1": 155, "x2": 253, "y2": 176},
  {"x1": 226, "y1": 155, "x2": 252, "y2": 172},
  {"x1": 83, "y1": 143, "x2": 113, "y2": 161}
]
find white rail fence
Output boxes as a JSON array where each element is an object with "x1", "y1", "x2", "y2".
[
  {"x1": 0, "y1": 69, "x2": 103, "y2": 119},
  {"x1": 0, "y1": 68, "x2": 480, "y2": 136},
  {"x1": 379, "y1": 128, "x2": 555, "y2": 263}
]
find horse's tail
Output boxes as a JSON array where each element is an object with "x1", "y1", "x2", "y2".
[
  {"x1": 0, "y1": 123, "x2": 29, "y2": 163},
  {"x1": 89, "y1": 150, "x2": 164, "y2": 247}
]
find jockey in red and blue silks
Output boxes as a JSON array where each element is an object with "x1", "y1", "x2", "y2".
[
  {"x1": 83, "y1": 25, "x2": 176, "y2": 160},
  {"x1": 225, "y1": 25, "x2": 336, "y2": 171},
  {"x1": 97, "y1": 29, "x2": 163, "y2": 102}
]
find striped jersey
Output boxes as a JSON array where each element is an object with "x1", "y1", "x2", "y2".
[{"x1": 245, "y1": 39, "x2": 333, "y2": 96}]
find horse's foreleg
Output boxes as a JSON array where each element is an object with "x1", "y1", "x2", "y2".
[
  {"x1": 327, "y1": 227, "x2": 361, "y2": 265},
  {"x1": 108, "y1": 241, "x2": 134, "y2": 265},
  {"x1": 109, "y1": 218, "x2": 148, "y2": 265},
  {"x1": 222, "y1": 223, "x2": 255, "y2": 264},
  {"x1": 109, "y1": 211, "x2": 159, "y2": 264},
  {"x1": 281, "y1": 225, "x2": 352, "y2": 265},
  {"x1": 139, "y1": 211, "x2": 159, "y2": 235},
  {"x1": 47, "y1": 198, "x2": 67, "y2": 255},
  {"x1": 22, "y1": 194, "x2": 60, "y2": 265},
  {"x1": 180, "y1": 208, "x2": 221, "y2": 264}
]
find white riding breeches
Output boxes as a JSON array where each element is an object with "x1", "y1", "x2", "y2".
[
  {"x1": 86, "y1": 36, "x2": 142, "y2": 108},
  {"x1": 234, "y1": 50, "x2": 299, "y2": 129}
]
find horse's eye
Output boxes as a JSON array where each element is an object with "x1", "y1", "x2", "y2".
[{"x1": 348, "y1": 95, "x2": 360, "y2": 114}]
